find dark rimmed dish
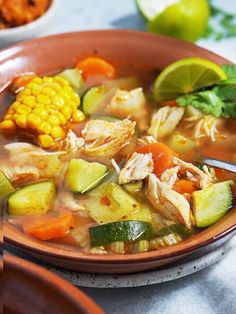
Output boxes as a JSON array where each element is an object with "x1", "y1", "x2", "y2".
[
  {"x1": 1, "y1": 30, "x2": 236, "y2": 274},
  {"x1": 2, "y1": 254, "x2": 104, "y2": 314}
]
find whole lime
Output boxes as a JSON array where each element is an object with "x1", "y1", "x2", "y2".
[{"x1": 147, "y1": 0, "x2": 210, "y2": 42}]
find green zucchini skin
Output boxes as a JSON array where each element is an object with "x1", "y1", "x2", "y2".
[
  {"x1": 82, "y1": 85, "x2": 106, "y2": 115},
  {"x1": 193, "y1": 180, "x2": 234, "y2": 228},
  {"x1": 8, "y1": 180, "x2": 56, "y2": 216},
  {"x1": 89, "y1": 220, "x2": 153, "y2": 247}
]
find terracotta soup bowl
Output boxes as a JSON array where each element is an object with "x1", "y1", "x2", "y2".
[
  {"x1": 1, "y1": 254, "x2": 104, "y2": 314},
  {"x1": 1, "y1": 30, "x2": 236, "y2": 274}
]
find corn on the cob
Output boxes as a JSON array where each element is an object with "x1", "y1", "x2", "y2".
[{"x1": 0, "y1": 76, "x2": 84, "y2": 148}]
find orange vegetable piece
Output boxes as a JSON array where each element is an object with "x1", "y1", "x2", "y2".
[
  {"x1": 25, "y1": 215, "x2": 75, "y2": 241},
  {"x1": 137, "y1": 142, "x2": 177, "y2": 176},
  {"x1": 76, "y1": 57, "x2": 115, "y2": 80},
  {"x1": 11, "y1": 74, "x2": 36, "y2": 93},
  {"x1": 159, "y1": 100, "x2": 177, "y2": 107},
  {"x1": 173, "y1": 179, "x2": 197, "y2": 194}
]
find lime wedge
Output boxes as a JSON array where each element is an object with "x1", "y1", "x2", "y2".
[
  {"x1": 135, "y1": 0, "x2": 179, "y2": 21},
  {"x1": 153, "y1": 57, "x2": 228, "y2": 101}
]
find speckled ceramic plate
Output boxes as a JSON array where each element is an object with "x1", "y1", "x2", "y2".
[
  {"x1": 7, "y1": 237, "x2": 235, "y2": 288},
  {"x1": 46, "y1": 237, "x2": 235, "y2": 288}
]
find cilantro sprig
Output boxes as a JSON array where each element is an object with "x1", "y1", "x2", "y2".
[{"x1": 176, "y1": 64, "x2": 236, "y2": 118}]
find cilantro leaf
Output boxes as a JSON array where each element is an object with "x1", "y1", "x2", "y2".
[
  {"x1": 177, "y1": 91, "x2": 224, "y2": 117},
  {"x1": 221, "y1": 64, "x2": 236, "y2": 79},
  {"x1": 176, "y1": 81, "x2": 236, "y2": 119}
]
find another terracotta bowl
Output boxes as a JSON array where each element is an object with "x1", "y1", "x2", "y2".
[
  {"x1": 1, "y1": 255, "x2": 104, "y2": 314},
  {"x1": 1, "y1": 30, "x2": 236, "y2": 274}
]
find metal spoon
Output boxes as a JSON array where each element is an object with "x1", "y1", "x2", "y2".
[{"x1": 200, "y1": 158, "x2": 236, "y2": 174}]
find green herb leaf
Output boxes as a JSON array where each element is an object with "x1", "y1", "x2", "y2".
[
  {"x1": 176, "y1": 80, "x2": 236, "y2": 118},
  {"x1": 221, "y1": 64, "x2": 236, "y2": 80}
]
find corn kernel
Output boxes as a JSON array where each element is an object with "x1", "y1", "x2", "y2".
[
  {"x1": 43, "y1": 77, "x2": 53, "y2": 83},
  {"x1": 47, "y1": 105, "x2": 58, "y2": 114},
  {"x1": 22, "y1": 96, "x2": 36, "y2": 108},
  {"x1": 52, "y1": 95, "x2": 65, "y2": 109},
  {"x1": 67, "y1": 99, "x2": 77, "y2": 110},
  {"x1": 11, "y1": 101, "x2": 21, "y2": 111},
  {"x1": 72, "y1": 110, "x2": 85, "y2": 122},
  {"x1": 47, "y1": 115, "x2": 61, "y2": 126},
  {"x1": 13, "y1": 113, "x2": 20, "y2": 121},
  {"x1": 32, "y1": 108, "x2": 49, "y2": 120},
  {"x1": 21, "y1": 88, "x2": 31, "y2": 96},
  {"x1": 47, "y1": 82, "x2": 61, "y2": 91},
  {"x1": 38, "y1": 134, "x2": 54, "y2": 148},
  {"x1": 64, "y1": 85, "x2": 73, "y2": 93},
  {"x1": 7, "y1": 107, "x2": 15, "y2": 114},
  {"x1": 54, "y1": 76, "x2": 69, "y2": 86},
  {"x1": 31, "y1": 77, "x2": 42, "y2": 84},
  {"x1": 4, "y1": 114, "x2": 12, "y2": 120},
  {"x1": 0, "y1": 120, "x2": 16, "y2": 131},
  {"x1": 61, "y1": 106, "x2": 72, "y2": 120},
  {"x1": 25, "y1": 82, "x2": 38, "y2": 90},
  {"x1": 15, "y1": 114, "x2": 27, "y2": 128},
  {"x1": 55, "y1": 111, "x2": 67, "y2": 125},
  {"x1": 31, "y1": 85, "x2": 42, "y2": 96},
  {"x1": 16, "y1": 104, "x2": 31, "y2": 114},
  {"x1": 72, "y1": 93, "x2": 81, "y2": 106},
  {"x1": 36, "y1": 94, "x2": 50, "y2": 105},
  {"x1": 42, "y1": 87, "x2": 56, "y2": 97},
  {"x1": 59, "y1": 89, "x2": 71, "y2": 100},
  {"x1": 37, "y1": 121, "x2": 51, "y2": 134},
  {"x1": 27, "y1": 113, "x2": 42, "y2": 129},
  {"x1": 50, "y1": 126, "x2": 64, "y2": 139}
]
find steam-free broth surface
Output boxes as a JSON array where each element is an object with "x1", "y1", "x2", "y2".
[{"x1": 1, "y1": 57, "x2": 235, "y2": 254}]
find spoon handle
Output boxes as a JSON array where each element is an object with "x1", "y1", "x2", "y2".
[{"x1": 201, "y1": 158, "x2": 236, "y2": 174}]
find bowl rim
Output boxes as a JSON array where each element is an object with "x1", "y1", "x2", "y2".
[
  {"x1": 3, "y1": 254, "x2": 104, "y2": 314},
  {"x1": 1, "y1": 29, "x2": 236, "y2": 265},
  {"x1": 0, "y1": 0, "x2": 58, "y2": 37}
]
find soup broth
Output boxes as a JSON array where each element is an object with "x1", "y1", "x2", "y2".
[{"x1": 1, "y1": 57, "x2": 235, "y2": 254}]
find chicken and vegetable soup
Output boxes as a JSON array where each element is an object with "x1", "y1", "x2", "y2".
[{"x1": 1, "y1": 56, "x2": 235, "y2": 254}]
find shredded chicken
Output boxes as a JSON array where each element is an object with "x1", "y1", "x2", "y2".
[
  {"x1": 58, "y1": 191, "x2": 89, "y2": 214},
  {"x1": 137, "y1": 135, "x2": 158, "y2": 147},
  {"x1": 160, "y1": 166, "x2": 180, "y2": 188},
  {"x1": 106, "y1": 88, "x2": 149, "y2": 131},
  {"x1": 58, "y1": 130, "x2": 84, "y2": 157},
  {"x1": 148, "y1": 106, "x2": 184, "y2": 139},
  {"x1": 111, "y1": 159, "x2": 121, "y2": 174},
  {"x1": 193, "y1": 115, "x2": 219, "y2": 142},
  {"x1": 173, "y1": 157, "x2": 216, "y2": 189},
  {"x1": 81, "y1": 119, "x2": 136, "y2": 157},
  {"x1": 146, "y1": 174, "x2": 192, "y2": 229},
  {"x1": 4, "y1": 142, "x2": 67, "y2": 180},
  {"x1": 1, "y1": 165, "x2": 40, "y2": 185},
  {"x1": 118, "y1": 152, "x2": 154, "y2": 184}
]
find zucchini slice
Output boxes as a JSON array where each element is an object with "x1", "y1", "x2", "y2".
[
  {"x1": 89, "y1": 220, "x2": 153, "y2": 247},
  {"x1": 193, "y1": 180, "x2": 234, "y2": 228},
  {"x1": 57, "y1": 68, "x2": 83, "y2": 91},
  {"x1": 83, "y1": 85, "x2": 106, "y2": 115},
  {"x1": 8, "y1": 181, "x2": 56, "y2": 216},
  {"x1": 65, "y1": 159, "x2": 108, "y2": 193},
  {"x1": 0, "y1": 171, "x2": 14, "y2": 200}
]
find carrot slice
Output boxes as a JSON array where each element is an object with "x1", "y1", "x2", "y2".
[
  {"x1": 137, "y1": 142, "x2": 177, "y2": 176},
  {"x1": 76, "y1": 57, "x2": 115, "y2": 80},
  {"x1": 25, "y1": 215, "x2": 75, "y2": 241},
  {"x1": 159, "y1": 100, "x2": 177, "y2": 107},
  {"x1": 174, "y1": 179, "x2": 197, "y2": 194}
]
